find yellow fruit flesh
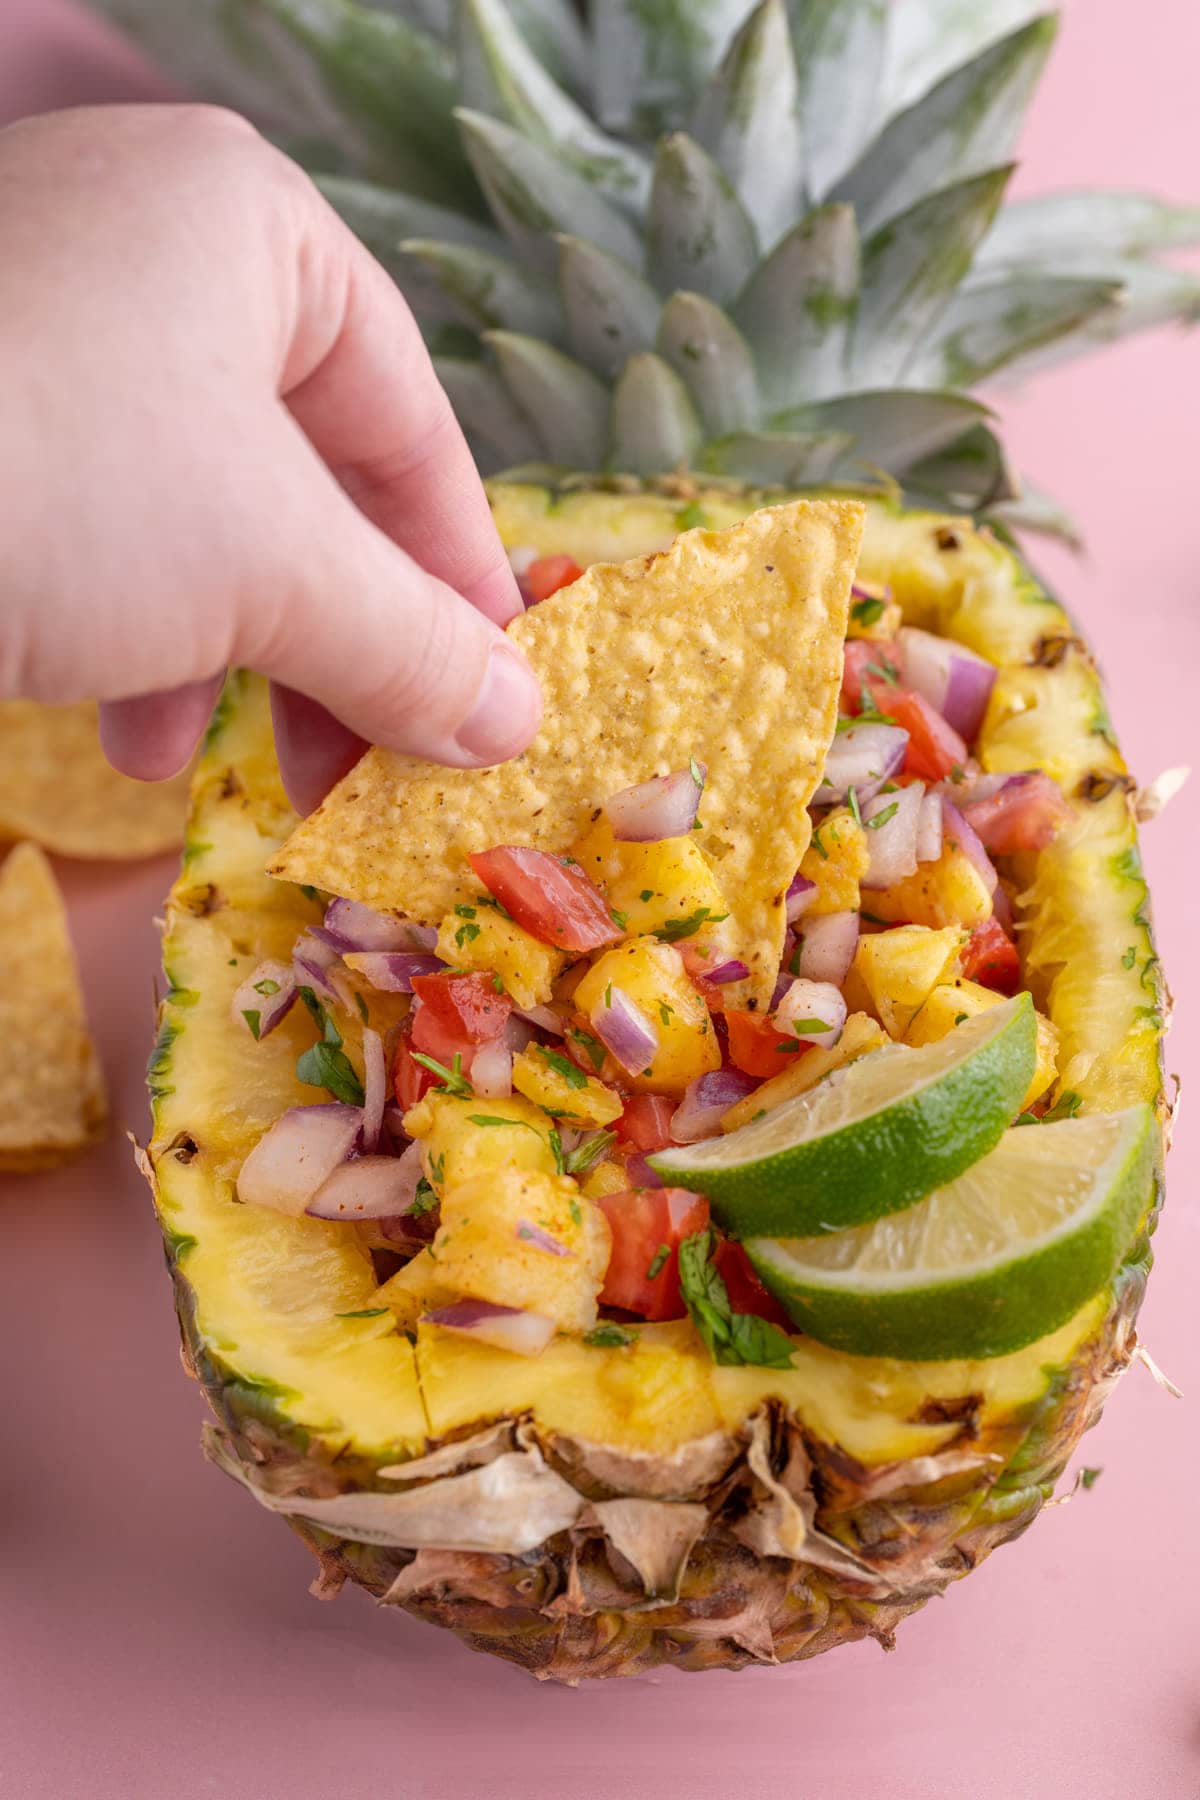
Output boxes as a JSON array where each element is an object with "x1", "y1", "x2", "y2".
[
  {"x1": 570, "y1": 818, "x2": 734, "y2": 953},
  {"x1": 852, "y1": 924, "x2": 966, "y2": 1038},
  {"x1": 799, "y1": 806, "x2": 869, "y2": 913},
  {"x1": 573, "y1": 936, "x2": 721, "y2": 1094},
  {"x1": 434, "y1": 907, "x2": 565, "y2": 1009},
  {"x1": 510, "y1": 1044, "x2": 623, "y2": 1126},
  {"x1": 151, "y1": 492, "x2": 1164, "y2": 1477}
]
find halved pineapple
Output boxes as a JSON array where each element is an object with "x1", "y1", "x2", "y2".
[{"x1": 146, "y1": 487, "x2": 1166, "y2": 1680}]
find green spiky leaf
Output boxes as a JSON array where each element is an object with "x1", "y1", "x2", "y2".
[
  {"x1": 648, "y1": 133, "x2": 759, "y2": 306},
  {"x1": 700, "y1": 428, "x2": 854, "y2": 483},
  {"x1": 486, "y1": 331, "x2": 612, "y2": 467},
  {"x1": 658, "y1": 291, "x2": 759, "y2": 433},
  {"x1": 402, "y1": 237, "x2": 562, "y2": 337},
  {"x1": 434, "y1": 355, "x2": 542, "y2": 471},
  {"x1": 775, "y1": 389, "x2": 992, "y2": 476},
  {"x1": 557, "y1": 236, "x2": 661, "y2": 378},
  {"x1": 734, "y1": 202, "x2": 859, "y2": 405},
  {"x1": 909, "y1": 273, "x2": 1122, "y2": 387},
  {"x1": 789, "y1": 0, "x2": 888, "y2": 198},
  {"x1": 611, "y1": 352, "x2": 702, "y2": 473},
  {"x1": 594, "y1": 0, "x2": 761, "y2": 140},
  {"x1": 690, "y1": 0, "x2": 805, "y2": 250},
  {"x1": 882, "y1": 0, "x2": 1047, "y2": 114}
]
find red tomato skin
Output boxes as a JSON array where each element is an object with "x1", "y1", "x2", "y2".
[
  {"x1": 619, "y1": 1094, "x2": 676, "y2": 1152},
  {"x1": 524, "y1": 555, "x2": 583, "y2": 603},
  {"x1": 862, "y1": 676, "x2": 968, "y2": 782},
  {"x1": 410, "y1": 970, "x2": 512, "y2": 1043},
  {"x1": 841, "y1": 638, "x2": 880, "y2": 711},
  {"x1": 597, "y1": 1189, "x2": 710, "y2": 1321},
  {"x1": 713, "y1": 1239, "x2": 794, "y2": 1330},
  {"x1": 961, "y1": 917, "x2": 1021, "y2": 996},
  {"x1": 394, "y1": 1032, "x2": 437, "y2": 1108},
  {"x1": 725, "y1": 1009, "x2": 809, "y2": 1080},
  {"x1": 962, "y1": 771, "x2": 1071, "y2": 854},
  {"x1": 468, "y1": 846, "x2": 623, "y2": 953}
]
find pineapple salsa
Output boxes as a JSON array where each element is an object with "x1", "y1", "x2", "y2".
[{"x1": 234, "y1": 556, "x2": 1079, "y2": 1365}]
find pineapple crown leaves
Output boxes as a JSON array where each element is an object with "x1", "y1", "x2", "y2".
[{"x1": 95, "y1": 0, "x2": 1200, "y2": 532}]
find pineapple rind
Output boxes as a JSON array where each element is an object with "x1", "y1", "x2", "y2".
[{"x1": 148, "y1": 495, "x2": 1165, "y2": 1678}]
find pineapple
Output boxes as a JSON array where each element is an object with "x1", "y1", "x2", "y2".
[
  {"x1": 106, "y1": 0, "x2": 1174, "y2": 1679},
  {"x1": 148, "y1": 496, "x2": 1166, "y2": 1679}
]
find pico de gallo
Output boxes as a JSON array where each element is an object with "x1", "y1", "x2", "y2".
[{"x1": 232, "y1": 569, "x2": 1071, "y2": 1364}]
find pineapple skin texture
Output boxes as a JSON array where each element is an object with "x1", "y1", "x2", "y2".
[{"x1": 147, "y1": 485, "x2": 1166, "y2": 1682}]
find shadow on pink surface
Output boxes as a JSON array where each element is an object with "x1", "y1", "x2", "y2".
[{"x1": 0, "y1": 4, "x2": 1197, "y2": 1799}]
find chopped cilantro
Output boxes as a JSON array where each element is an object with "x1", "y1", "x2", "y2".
[
  {"x1": 787, "y1": 1017, "x2": 831, "y2": 1034},
  {"x1": 654, "y1": 907, "x2": 728, "y2": 943},
  {"x1": 563, "y1": 1129, "x2": 616, "y2": 1178},
  {"x1": 846, "y1": 786, "x2": 863, "y2": 828},
  {"x1": 678, "y1": 1231, "x2": 795, "y2": 1369},
  {"x1": 604, "y1": 983, "x2": 613, "y2": 1008},
  {"x1": 454, "y1": 904, "x2": 477, "y2": 919},
  {"x1": 492, "y1": 972, "x2": 505, "y2": 994},
  {"x1": 584, "y1": 1323, "x2": 635, "y2": 1349},
  {"x1": 850, "y1": 596, "x2": 885, "y2": 627},
  {"x1": 692, "y1": 816, "x2": 704, "y2": 831},
  {"x1": 860, "y1": 910, "x2": 887, "y2": 926},
  {"x1": 476, "y1": 894, "x2": 513, "y2": 918},
  {"x1": 241, "y1": 1009, "x2": 262, "y2": 1040},
  {"x1": 253, "y1": 977, "x2": 281, "y2": 997},
  {"x1": 336, "y1": 1307, "x2": 389, "y2": 1319},
  {"x1": 455, "y1": 920, "x2": 481, "y2": 947},
  {"x1": 227, "y1": 957, "x2": 238, "y2": 967},
  {"x1": 428, "y1": 1152, "x2": 445, "y2": 1186},
  {"x1": 774, "y1": 1040, "x2": 806, "y2": 1053},
  {"x1": 1122, "y1": 945, "x2": 1137, "y2": 969},
  {"x1": 688, "y1": 754, "x2": 706, "y2": 791},
  {"x1": 547, "y1": 1126, "x2": 565, "y2": 1174},
  {"x1": 955, "y1": 1012, "x2": 969, "y2": 1025},
  {"x1": 855, "y1": 695, "x2": 898, "y2": 726},
  {"x1": 569, "y1": 1199, "x2": 582, "y2": 1226},
  {"x1": 674, "y1": 501, "x2": 710, "y2": 531},
  {"x1": 296, "y1": 1040, "x2": 365, "y2": 1105},
  {"x1": 299, "y1": 885, "x2": 321, "y2": 904},
  {"x1": 948, "y1": 764, "x2": 967, "y2": 785},
  {"x1": 833, "y1": 716, "x2": 856, "y2": 735},
  {"x1": 411, "y1": 1050, "x2": 473, "y2": 1098},
  {"x1": 866, "y1": 802, "x2": 899, "y2": 831},
  {"x1": 355, "y1": 990, "x2": 370, "y2": 1024},
  {"x1": 639, "y1": 889, "x2": 656, "y2": 903},
  {"x1": 536, "y1": 1044, "x2": 587, "y2": 1088},
  {"x1": 468, "y1": 1113, "x2": 526, "y2": 1129},
  {"x1": 611, "y1": 908, "x2": 629, "y2": 930},
  {"x1": 410, "y1": 1178, "x2": 438, "y2": 1216},
  {"x1": 787, "y1": 940, "x2": 804, "y2": 977},
  {"x1": 658, "y1": 1000, "x2": 675, "y2": 1026},
  {"x1": 1015, "y1": 1089, "x2": 1083, "y2": 1127},
  {"x1": 568, "y1": 1026, "x2": 606, "y2": 1073},
  {"x1": 810, "y1": 825, "x2": 828, "y2": 860},
  {"x1": 864, "y1": 655, "x2": 900, "y2": 686},
  {"x1": 645, "y1": 1242, "x2": 670, "y2": 1281}
]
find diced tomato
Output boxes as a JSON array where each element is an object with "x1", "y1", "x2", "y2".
[
  {"x1": 841, "y1": 638, "x2": 881, "y2": 712},
  {"x1": 410, "y1": 970, "x2": 512, "y2": 1043},
  {"x1": 961, "y1": 917, "x2": 1021, "y2": 996},
  {"x1": 962, "y1": 772, "x2": 1071, "y2": 854},
  {"x1": 394, "y1": 1031, "x2": 438, "y2": 1109},
  {"x1": 524, "y1": 555, "x2": 583, "y2": 603},
  {"x1": 619, "y1": 1094, "x2": 676, "y2": 1152},
  {"x1": 469, "y1": 846, "x2": 623, "y2": 953},
  {"x1": 863, "y1": 676, "x2": 968, "y2": 783},
  {"x1": 597, "y1": 1188, "x2": 710, "y2": 1321},
  {"x1": 713, "y1": 1238, "x2": 793, "y2": 1330},
  {"x1": 725, "y1": 1008, "x2": 809, "y2": 1080}
]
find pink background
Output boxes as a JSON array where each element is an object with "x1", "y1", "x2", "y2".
[{"x1": 0, "y1": 4, "x2": 1197, "y2": 1796}]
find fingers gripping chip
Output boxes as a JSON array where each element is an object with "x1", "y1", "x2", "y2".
[
  {"x1": 0, "y1": 843, "x2": 107, "y2": 1171},
  {"x1": 0, "y1": 701, "x2": 190, "y2": 860},
  {"x1": 270, "y1": 501, "x2": 864, "y2": 1005}
]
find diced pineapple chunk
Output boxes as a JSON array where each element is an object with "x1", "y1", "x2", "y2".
[
  {"x1": 800, "y1": 807, "x2": 870, "y2": 914},
  {"x1": 904, "y1": 979, "x2": 1059, "y2": 1112},
  {"x1": 377, "y1": 1249, "x2": 456, "y2": 1333},
  {"x1": 903, "y1": 976, "x2": 1001, "y2": 1046},
  {"x1": 403, "y1": 1091, "x2": 558, "y2": 1193},
  {"x1": 580, "y1": 1158, "x2": 630, "y2": 1199},
  {"x1": 511, "y1": 1043, "x2": 623, "y2": 1126},
  {"x1": 574, "y1": 936, "x2": 721, "y2": 1095},
  {"x1": 434, "y1": 905, "x2": 565, "y2": 1009},
  {"x1": 571, "y1": 817, "x2": 733, "y2": 952},
  {"x1": 864, "y1": 845, "x2": 993, "y2": 929},
  {"x1": 847, "y1": 599, "x2": 903, "y2": 640},
  {"x1": 853, "y1": 925, "x2": 966, "y2": 1038},
  {"x1": 720, "y1": 1012, "x2": 889, "y2": 1131},
  {"x1": 431, "y1": 1168, "x2": 611, "y2": 1333}
]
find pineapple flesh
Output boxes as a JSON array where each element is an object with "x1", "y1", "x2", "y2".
[{"x1": 146, "y1": 489, "x2": 1166, "y2": 1679}]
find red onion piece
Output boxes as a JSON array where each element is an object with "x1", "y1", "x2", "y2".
[
  {"x1": 375, "y1": 1141, "x2": 426, "y2": 1224},
  {"x1": 360, "y1": 1028, "x2": 386, "y2": 1153},
  {"x1": 516, "y1": 1218, "x2": 572, "y2": 1256},
  {"x1": 306, "y1": 1154, "x2": 425, "y2": 1220},
  {"x1": 231, "y1": 959, "x2": 296, "y2": 1040},
  {"x1": 423, "y1": 1300, "x2": 556, "y2": 1356},
  {"x1": 774, "y1": 978, "x2": 847, "y2": 1047},
  {"x1": 604, "y1": 763, "x2": 705, "y2": 842},
  {"x1": 861, "y1": 783, "x2": 924, "y2": 889},
  {"x1": 813, "y1": 723, "x2": 908, "y2": 807},
  {"x1": 341, "y1": 951, "x2": 444, "y2": 993},
  {"x1": 624, "y1": 1151, "x2": 664, "y2": 1189},
  {"x1": 669, "y1": 1069, "x2": 760, "y2": 1143},
  {"x1": 590, "y1": 987, "x2": 659, "y2": 1075},
  {"x1": 704, "y1": 957, "x2": 751, "y2": 984},
  {"x1": 851, "y1": 579, "x2": 892, "y2": 602},
  {"x1": 512, "y1": 1003, "x2": 565, "y2": 1036},
  {"x1": 236, "y1": 1104, "x2": 361, "y2": 1215},
  {"x1": 942, "y1": 798, "x2": 998, "y2": 895},
  {"x1": 785, "y1": 872, "x2": 818, "y2": 926},
  {"x1": 292, "y1": 929, "x2": 353, "y2": 1009},
  {"x1": 896, "y1": 627, "x2": 996, "y2": 742},
  {"x1": 797, "y1": 912, "x2": 860, "y2": 985},
  {"x1": 323, "y1": 897, "x2": 428, "y2": 953},
  {"x1": 472, "y1": 1039, "x2": 514, "y2": 1099},
  {"x1": 961, "y1": 771, "x2": 1071, "y2": 854},
  {"x1": 916, "y1": 790, "x2": 944, "y2": 864}
]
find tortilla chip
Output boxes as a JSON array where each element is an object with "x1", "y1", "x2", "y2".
[
  {"x1": 270, "y1": 500, "x2": 864, "y2": 1005},
  {"x1": 0, "y1": 843, "x2": 107, "y2": 1172},
  {"x1": 0, "y1": 700, "x2": 190, "y2": 859}
]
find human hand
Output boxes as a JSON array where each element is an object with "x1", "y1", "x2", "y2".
[{"x1": 0, "y1": 105, "x2": 541, "y2": 813}]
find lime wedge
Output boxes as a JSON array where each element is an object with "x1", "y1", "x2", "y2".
[
  {"x1": 650, "y1": 994, "x2": 1036, "y2": 1237},
  {"x1": 746, "y1": 1106, "x2": 1156, "y2": 1359}
]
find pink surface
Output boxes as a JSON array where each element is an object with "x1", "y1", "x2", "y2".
[{"x1": 1, "y1": 4, "x2": 1198, "y2": 1797}]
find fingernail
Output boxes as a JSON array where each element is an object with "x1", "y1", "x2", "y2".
[{"x1": 455, "y1": 642, "x2": 541, "y2": 765}]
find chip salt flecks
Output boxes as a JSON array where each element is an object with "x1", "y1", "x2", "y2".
[
  {"x1": 0, "y1": 842, "x2": 107, "y2": 1171},
  {"x1": 269, "y1": 500, "x2": 865, "y2": 1008}
]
